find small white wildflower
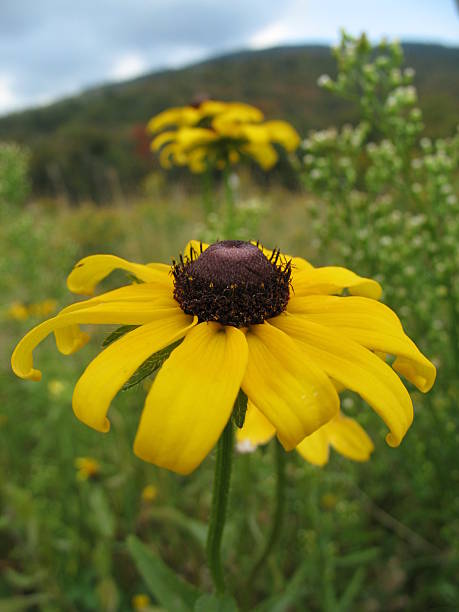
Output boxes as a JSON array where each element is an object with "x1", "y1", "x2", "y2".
[{"x1": 236, "y1": 439, "x2": 257, "y2": 454}]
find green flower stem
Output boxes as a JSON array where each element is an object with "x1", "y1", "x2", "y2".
[
  {"x1": 247, "y1": 439, "x2": 287, "y2": 587},
  {"x1": 223, "y1": 167, "x2": 236, "y2": 238},
  {"x1": 201, "y1": 167, "x2": 214, "y2": 219},
  {"x1": 206, "y1": 420, "x2": 234, "y2": 594}
]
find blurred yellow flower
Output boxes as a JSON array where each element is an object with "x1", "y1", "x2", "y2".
[
  {"x1": 132, "y1": 593, "x2": 151, "y2": 610},
  {"x1": 148, "y1": 100, "x2": 300, "y2": 173},
  {"x1": 48, "y1": 379, "x2": 66, "y2": 397},
  {"x1": 141, "y1": 484, "x2": 158, "y2": 502},
  {"x1": 237, "y1": 404, "x2": 374, "y2": 466},
  {"x1": 75, "y1": 457, "x2": 100, "y2": 481},
  {"x1": 29, "y1": 299, "x2": 58, "y2": 317},
  {"x1": 7, "y1": 301, "x2": 29, "y2": 320},
  {"x1": 7, "y1": 299, "x2": 57, "y2": 321},
  {"x1": 321, "y1": 493, "x2": 338, "y2": 510},
  {"x1": 12, "y1": 240, "x2": 435, "y2": 475}
]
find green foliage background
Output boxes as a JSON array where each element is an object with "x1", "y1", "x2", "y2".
[{"x1": 1, "y1": 35, "x2": 459, "y2": 611}]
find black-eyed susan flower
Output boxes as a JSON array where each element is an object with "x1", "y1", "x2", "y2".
[
  {"x1": 148, "y1": 100, "x2": 300, "y2": 172},
  {"x1": 12, "y1": 240, "x2": 435, "y2": 475},
  {"x1": 237, "y1": 403, "x2": 374, "y2": 466}
]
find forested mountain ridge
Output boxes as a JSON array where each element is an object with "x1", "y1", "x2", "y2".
[{"x1": 1, "y1": 43, "x2": 457, "y2": 201}]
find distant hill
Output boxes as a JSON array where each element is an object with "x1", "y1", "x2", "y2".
[{"x1": 0, "y1": 43, "x2": 457, "y2": 202}]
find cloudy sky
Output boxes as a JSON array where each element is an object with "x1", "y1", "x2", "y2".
[{"x1": 0, "y1": 0, "x2": 458, "y2": 116}]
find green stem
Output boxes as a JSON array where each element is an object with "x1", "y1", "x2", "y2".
[
  {"x1": 201, "y1": 167, "x2": 213, "y2": 220},
  {"x1": 223, "y1": 167, "x2": 236, "y2": 238},
  {"x1": 206, "y1": 420, "x2": 234, "y2": 594},
  {"x1": 247, "y1": 439, "x2": 286, "y2": 587}
]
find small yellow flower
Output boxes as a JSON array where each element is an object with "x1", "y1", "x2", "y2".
[
  {"x1": 12, "y1": 240, "x2": 435, "y2": 475},
  {"x1": 7, "y1": 301, "x2": 29, "y2": 320},
  {"x1": 141, "y1": 484, "x2": 158, "y2": 502},
  {"x1": 132, "y1": 593, "x2": 150, "y2": 610},
  {"x1": 48, "y1": 379, "x2": 66, "y2": 397},
  {"x1": 75, "y1": 457, "x2": 100, "y2": 481}
]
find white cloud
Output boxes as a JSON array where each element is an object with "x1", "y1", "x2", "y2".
[
  {"x1": 249, "y1": 22, "x2": 292, "y2": 49},
  {"x1": 110, "y1": 53, "x2": 147, "y2": 81},
  {"x1": 0, "y1": 75, "x2": 17, "y2": 114}
]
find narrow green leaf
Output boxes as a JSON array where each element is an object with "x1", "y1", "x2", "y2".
[
  {"x1": 88, "y1": 488, "x2": 115, "y2": 539},
  {"x1": 194, "y1": 594, "x2": 238, "y2": 612},
  {"x1": 253, "y1": 561, "x2": 310, "y2": 612},
  {"x1": 102, "y1": 325, "x2": 138, "y2": 347},
  {"x1": 336, "y1": 566, "x2": 366, "y2": 611},
  {"x1": 334, "y1": 547, "x2": 379, "y2": 568},
  {"x1": 122, "y1": 339, "x2": 182, "y2": 391},
  {"x1": 127, "y1": 535, "x2": 201, "y2": 612},
  {"x1": 148, "y1": 507, "x2": 207, "y2": 547},
  {"x1": 231, "y1": 389, "x2": 248, "y2": 429}
]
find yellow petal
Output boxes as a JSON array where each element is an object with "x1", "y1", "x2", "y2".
[
  {"x1": 288, "y1": 295, "x2": 435, "y2": 392},
  {"x1": 212, "y1": 105, "x2": 264, "y2": 132},
  {"x1": 11, "y1": 302, "x2": 184, "y2": 381},
  {"x1": 151, "y1": 131, "x2": 177, "y2": 151},
  {"x1": 271, "y1": 314, "x2": 413, "y2": 447},
  {"x1": 263, "y1": 120, "x2": 300, "y2": 151},
  {"x1": 242, "y1": 322, "x2": 339, "y2": 451},
  {"x1": 183, "y1": 240, "x2": 210, "y2": 260},
  {"x1": 326, "y1": 414, "x2": 374, "y2": 461},
  {"x1": 73, "y1": 310, "x2": 195, "y2": 432},
  {"x1": 241, "y1": 142, "x2": 278, "y2": 170},
  {"x1": 54, "y1": 324, "x2": 90, "y2": 356},
  {"x1": 158, "y1": 142, "x2": 186, "y2": 168},
  {"x1": 59, "y1": 283, "x2": 174, "y2": 315},
  {"x1": 134, "y1": 322, "x2": 248, "y2": 474},
  {"x1": 236, "y1": 401, "x2": 276, "y2": 446},
  {"x1": 251, "y1": 242, "x2": 314, "y2": 271},
  {"x1": 187, "y1": 147, "x2": 207, "y2": 173},
  {"x1": 291, "y1": 267, "x2": 382, "y2": 299},
  {"x1": 198, "y1": 100, "x2": 230, "y2": 116},
  {"x1": 238, "y1": 124, "x2": 270, "y2": 145},
  {"x1": 54, "y1": 283, "x2": 176, "y2": 354},
  {"x1": 176, "y1": 127, "x2": 217, "y2": 150},
  {"x1": 147, "y1": 106, "x2": 201, "y2": 133},
  {"x1": 67, "y1": 254, "x2": 171, "y2": 296},
  {"x1": 296, "y1": 427, "x2": 329, "y2": 466}
]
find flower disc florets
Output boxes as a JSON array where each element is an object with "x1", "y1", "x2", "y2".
[{"x1": 173, "y1": 241, "x2": 291, "y2": 327}]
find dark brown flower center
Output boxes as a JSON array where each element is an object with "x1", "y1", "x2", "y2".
[{"x1": 172, "y1": 240, "x2": 291, "y2": 327}]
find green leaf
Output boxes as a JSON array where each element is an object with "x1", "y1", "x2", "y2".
[
  {"x1": 122, "y1": 339, "x2": 183, "y2": 391},
  {"x1": 127, "y1": 535, "x2": 201, "y2": 612},
  {"x1": 334, "y1": 547, "x2": 379, "y2": 567},
  {"x1": 335, "y1": 567, "x2": 366, "y2": 611},
  {"x1": 253, "y1": 561, "x2": 310, "y2": 612},
  {"x1": 194, "y1": 594, "x2": 238, "y2": 612},
  {"x1": 148, "y1": 506, "x2": 207, "y2": 547},
  {"x1": 231, "y1": 389, "x2": 248, "y2": 429},
  {"x1": 88, "y1": 488, "x2": 115, "y2": 539},
  {"x1": 102, "y1": 325, "x2": 138, "y2": 347}
]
